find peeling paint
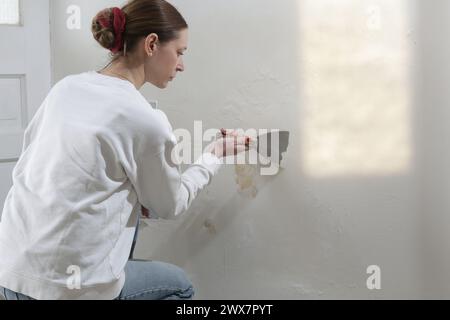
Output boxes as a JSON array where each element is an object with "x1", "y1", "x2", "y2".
[{"x1": 235, "y1": 164, "x2": 258, "y2": 198}]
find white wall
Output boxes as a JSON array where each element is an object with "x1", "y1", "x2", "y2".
[
  {"x1": 49, "y1": 0, "x2": 450, "y2": 299},
  {"x1": 414, "y1": 0, "x2": 450, "y2": 299}
]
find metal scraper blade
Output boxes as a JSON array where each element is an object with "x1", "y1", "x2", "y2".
[{"x1": 256, "y1": 130, "x2": 290, "y2": 164}]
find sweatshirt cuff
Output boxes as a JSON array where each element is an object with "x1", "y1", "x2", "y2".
[{"x1": 194, "y1": 152, "x2": 224, "y2": 176}]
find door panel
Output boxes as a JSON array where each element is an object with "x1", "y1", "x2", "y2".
[{"x1": 0, "y1": 0, "x2": 51, "y2": 212}]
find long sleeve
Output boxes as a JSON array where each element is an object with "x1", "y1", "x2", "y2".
[{"x1": 129, "y1": 132, "x2": 223, "y2": 220}]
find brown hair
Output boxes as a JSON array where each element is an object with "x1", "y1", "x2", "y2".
[{"x1": 92, "y1": 0, "x2": 188, "y2": 60}]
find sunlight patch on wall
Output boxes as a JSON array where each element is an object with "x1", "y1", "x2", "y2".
[{"x1": 299, "y1": 0, "x2": 412, "y2": 177}]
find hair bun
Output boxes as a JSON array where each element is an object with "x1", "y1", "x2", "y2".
[
  {"x1": 91, "y1": 8, "x2": 115, "y2": 50},
  {"x1": 91, "y1": 0, "x2": 188, "y2": 59}
]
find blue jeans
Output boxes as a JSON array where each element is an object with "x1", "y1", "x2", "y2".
[{"x1": 0, "y1": 220, "x2": 195, "y2": 300}]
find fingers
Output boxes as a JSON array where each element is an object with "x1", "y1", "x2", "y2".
[
  {"x1": 221, "y1": 137, "x2": 250, "y2": 156},
  {"x1": 220, "y1": 128, "x2": 236, "y2": 136},
  {"x1": 235, "y1": 146, "x2": 250, "y2": 155},
  {"x1": 216, "y1": 129, "x2": 253, "y2": 157},
  {"x1": 222, "y1": 136, "x2": 248, "y2": 146},
  {"x1": 220, "y1": 129, "x2": 251, "y2": 144},
  {"x1": 220, "y1": 128, "x2": 228, "y2": 137},
  {"x1": 220, "y1": 128, "x2": 251, "y2": 142}
]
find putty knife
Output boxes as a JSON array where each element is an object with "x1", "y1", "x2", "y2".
[
  {"x1": 255, "y1": 130, "x2": 290, "y2": 165},
  {"x1": 219, "y1": 129, "x2": 290, "y2": 165}
]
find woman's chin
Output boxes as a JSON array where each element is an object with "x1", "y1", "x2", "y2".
[
  {"x1": 148, "y1": 79, "x2": 168, "y2": 89},
  {"x1": 155, "y1": 82, "x2": 168, "y2": 89}
]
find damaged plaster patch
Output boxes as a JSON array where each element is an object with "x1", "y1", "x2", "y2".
[
  {"x1": 203, "y1": 218, "x2": 217, "y2": 235},
  {"x1": 235, "y1": 164, "x2": 259, "y2": 198},
  {"x1": 234, "y1": 163, "x2": 287, "y2": 198},
  {"x1": 233, "y1": 147, "x2": 289, "y2": 198}
]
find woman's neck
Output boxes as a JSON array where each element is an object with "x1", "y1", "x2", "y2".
[{"x1": 99, "y1": 59, "x2": 145, "y2": 90}]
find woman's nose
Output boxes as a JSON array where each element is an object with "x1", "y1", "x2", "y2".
[{"x1": 177, "y1": 59, "x2": 185, "y2": 72}]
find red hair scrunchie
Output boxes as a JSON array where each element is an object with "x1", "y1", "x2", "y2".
[{"x1": 98, "y1": 7, "x2": 126, "y2": 54}]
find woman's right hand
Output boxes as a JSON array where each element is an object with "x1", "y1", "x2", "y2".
[{"x1": 205, "y1": 129, "x2": 251, "y2": 159}]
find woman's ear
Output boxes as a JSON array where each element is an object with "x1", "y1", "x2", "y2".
[{"x1": 145, "y1": 33, "x2": 159, "y2": 56}]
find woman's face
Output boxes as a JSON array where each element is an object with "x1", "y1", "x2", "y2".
[{"x1": 143, "y1": 29, "x2": 188, "y2": 89}]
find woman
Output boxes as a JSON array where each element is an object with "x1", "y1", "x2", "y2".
[{"x1": 0, "y1": 0, "x2": 249, "y2": 300}]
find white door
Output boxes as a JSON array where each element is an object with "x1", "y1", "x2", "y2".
[{"x1": 0, "y1": 0, "x2": 51, "y2": 213}]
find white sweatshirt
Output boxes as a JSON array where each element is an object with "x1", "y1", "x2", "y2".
[{"x1": 0, "y1": 71, "x2": 223, "y2": 300}]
